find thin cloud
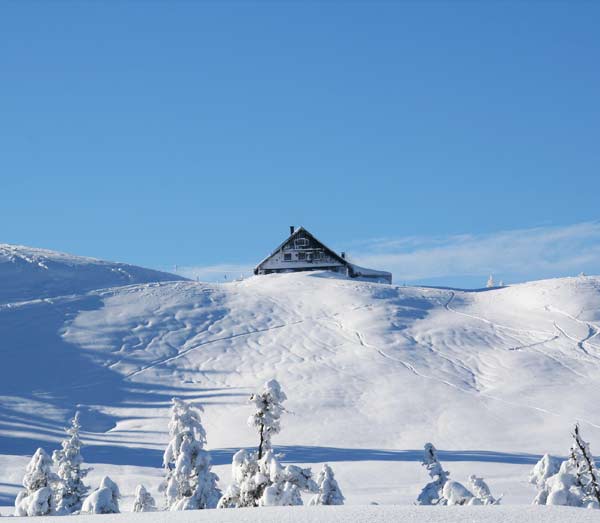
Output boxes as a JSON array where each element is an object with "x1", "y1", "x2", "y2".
[{"x1": 352, "y1": 222, "x2": 600, "y2": 284}]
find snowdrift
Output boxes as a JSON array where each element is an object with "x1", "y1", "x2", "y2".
[{"x1": 1, "y1": 243, "x2": 600, "y2": 509}]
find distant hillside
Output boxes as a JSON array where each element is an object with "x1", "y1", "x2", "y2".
[{"x1": 0, "y1": 244, "x2": 185, "y2": 303}]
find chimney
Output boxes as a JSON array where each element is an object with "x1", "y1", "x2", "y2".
[
  {"x1": 290, "y1": 225, "x2": 295, "y2": 236},
  {"x1": 341, "y1": 252, "x2": 346, "y2": 259}
]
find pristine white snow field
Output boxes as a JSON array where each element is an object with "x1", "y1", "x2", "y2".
[
  {"x1": 2, "y1": 243, "x2": 600, "y2": 517},
  {"x1": 13, "y1": 505, "x2": 600, "y2": 523}
]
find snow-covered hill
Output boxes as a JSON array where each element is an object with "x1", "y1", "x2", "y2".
[
  {"x1": 2, "y1": 244, "x2": 600, "y2": 511},
  {"x1": 0, "y1": 244, "x2": 185, "y2": 304}
]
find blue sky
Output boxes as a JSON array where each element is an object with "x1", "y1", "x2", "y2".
[{"x1": 1, "y1": 2, "x2": 599, "y2": 287}]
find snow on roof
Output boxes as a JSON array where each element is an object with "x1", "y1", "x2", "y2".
[{"x1": 348, "y1": 263, "x2": 392, "y2": 278}]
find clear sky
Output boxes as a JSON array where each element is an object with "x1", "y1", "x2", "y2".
[{"x1": 1, "y1": 2, "x2": 599, "y2": 287}]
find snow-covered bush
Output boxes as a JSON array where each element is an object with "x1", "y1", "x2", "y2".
[
  {"x1": 529, "y1": 453, "x2": 562, "y2": 505},
  {"x1": 545, "y1": 459, "x2": 587, "y2": 507},
  {"x1": 416, "y1": 443, "x2": 449, "y2": 505},
  {"x1": 309, "y1": 464, "x2": 344, "y2": 505},
  {"x1": 441, "y1": 475, "x2": 500, "y2": 506},
  {"x1": 132, "y1": 484, "x2": 157, "y2": 512},
  {"x1": 52, "y1": 411, "x2": 90, "y2": 514},
  {"x1": 248, "y1": 379, "x2": 287, "y2": 459},
  {"x1": 467, "y1": 475, "x2": 500, "y2": 505},
  {"x1": 81, "y1": 476, "x2": 120, "y2": 514},
  {"x1": 15, "y1": 487, "x2": 54, "y2": 517},
  {"x1": 218, "y1": 449, "x2": 315, "y2": 508},
  {"x1": 14, "y1": 448, "x2": 57, "y2": 516},
  {"x1": 532, "y1": 425, "x2": 600, "y2": 508},
  {"x1": 441, "y1": 480, "x2": 473, "y2": 506},
  {"x1": 160, "y1": 397, "x2": 221, "y2": 510},
  {"x1": 258, "y1": 451, "x2": 303, "y2": 507},
  {"x1": 218, "y1": 449, "x2": 262, "y2": 508}
]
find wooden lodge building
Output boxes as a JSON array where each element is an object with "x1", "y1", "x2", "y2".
[{"x1": 254, "y1": 226, "x2": 392, "y2": 284}]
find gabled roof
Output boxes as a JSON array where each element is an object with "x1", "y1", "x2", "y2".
[{"x1": 254, "y1": 226, "x2": 348, "y2": 271}]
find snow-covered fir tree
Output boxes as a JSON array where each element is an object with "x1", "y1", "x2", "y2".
[
  {"x1": 160, "y1": 397, "x2": 221, "y2": 510},
  {"x1": 14, "y1": 448, "x2": 57, "y2": 517},
  {"x1": 529, "y1": 454, "x2": 562, "y2": 505},
  {"x1": 309, "y1": 464, "x2": 344, "y2": 505},
  {"x1": 248, "y1": 379, "x2": 287, "y2": 459},
  {"x1": 132, "y1": 484, "x2": 157, "y2": 512},
  {"x1": 416, "y1": 443, "x2": 449, "y2": 505},
  {"x1": 486, "y1": 275, "x2": 495, "y2": 288},
  {"x1": 52, "y1": 411, "x2": 90, "y2": 514},
  {"x1": 81, "y1": 476, "x2": 120, "y2": 514}
]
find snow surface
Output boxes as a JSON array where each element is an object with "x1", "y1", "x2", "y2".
[
  {"x1": 2, "y1": 243, "x2": 600, "y2": 512},
  {"x1": 12, "y1": 505, "x2": 600, "y2": 522},
  {"x1": 0, "y1": 244, "x2": 185, "y2": 304}
]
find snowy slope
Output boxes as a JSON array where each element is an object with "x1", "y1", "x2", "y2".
[
  {"x1": 0, "y1": 244, "x2": 185, "y2": 304},
  {"x1": 14, "y1": 505, "x2": 600, "y2": 523},
  {"x1": 2, "y1": 245, "x2": 600, "y2": 511}
]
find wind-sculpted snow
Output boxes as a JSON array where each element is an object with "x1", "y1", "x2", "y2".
[{"x1": 1, "y1": 253, "x2": 600, "y2": 508}]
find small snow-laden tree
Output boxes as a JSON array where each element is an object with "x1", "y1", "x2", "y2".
[
  {"x1": 248, "y1": 379, "x2": 287, "y2": 459},
  {"x1": 529, "y1": 454, "x2": 562, "y2": 505},
  {"x1": 257, "y1": 451, "x2": 303, "y2": 507},
  {"x1": 219, "y1": 380, "x2": 318, "y2": 509},
  {"x1": 15, "y1": 487, "x2": 54, "y2": 517},
  {"x1": 52, "y1": 411, "x2": 90, "y2": 514},
  {"x1": 132, "y1": 484, "x2": 157, "y2": 512},
  {"x1": 467, "y1": 475, "x2": 500, "y2": 505},
  {"x1": 486, "y1": 275, "x2": 495, "y2": 288},
  {"x1": 441, "y1": 480, "x2": 474, "y2": 506},
  {"x1": 161, "y1": 397, "x2": 221, "y2": 510},
  {"x1": 218, "y1": 449, "x2": 262, "y2": 508},
  {"x1": 309, "y1": 464, "x2": 344, "y2": 506},
  {"x1": 14, "y1": 448, "x2": 57, "y2": 516},
  {"x1": 570, "y1": 424, "x2": 600, "y2": 508},
  {"x1": 81, "y1": 476, "x2": 120, "y2": 514},
  {"x1": 416, "y1": 443, "x2": 449, "y2": 505},
  {"x1": 218, "y1": 449, "x2": 316, "y2": 508},
  {"x1": 283, "y1": 463, "x2": 318, "y2": 495}
]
